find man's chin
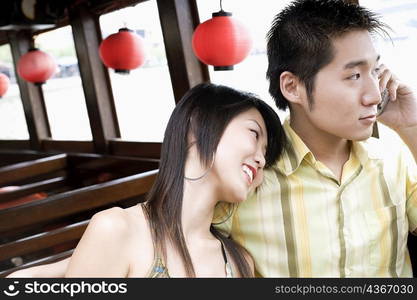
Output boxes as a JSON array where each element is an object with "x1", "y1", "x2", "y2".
[{"x1": 349, "y1": 130, "x2": 374, "y2": 142}]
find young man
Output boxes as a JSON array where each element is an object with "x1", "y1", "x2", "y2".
[
  {"x1": 221, "y1": 0, "x2": 417, "y2": 277},
  {"x1": 8, "y1": 0, "x2": 417, "y2": 279}
]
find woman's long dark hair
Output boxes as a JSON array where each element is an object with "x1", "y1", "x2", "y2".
[{"x1": 143, "y1": 83, "x2": 286, "y2": 277}]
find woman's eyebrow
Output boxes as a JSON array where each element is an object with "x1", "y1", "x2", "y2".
[{"x1": 248, "y1": 119, "x2": 268, "y2": 156}]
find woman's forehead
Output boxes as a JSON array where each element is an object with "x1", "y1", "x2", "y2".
[{"x1": 234, "y1": 108, "x2": 264, "y2": 123}]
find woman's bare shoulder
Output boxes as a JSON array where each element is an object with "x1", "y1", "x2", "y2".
[
  {"x1": 86, "y1": 205, "x2": 151, "y2": 244},
  {"x1": 65, "y1": 206, "x2": 149, "y2": 277},
  {"x1": 124, "y1": 204, "x2": 148, "y2": 227},
  {"x1": 123, "y1": 204, "x2": 156, "y2": 277},
  {"x1": 90, "y1": 207, "x2": 130, "y2": 232}
]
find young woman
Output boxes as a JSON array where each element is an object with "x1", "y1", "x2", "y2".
[{"x1": 8, "y1": 83, "x2": 286, "y2": 278}]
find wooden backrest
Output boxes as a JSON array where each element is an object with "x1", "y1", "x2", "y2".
[
  {"x1": 0, "y1": 169, "x2": 157, "y2": 234},
  {"x1": 0, "y1": 152, "x2": 159, "y2": 276},
  {"x1": 0, "y1": 220, "x2": 89, "y2": 263},
  {"x1": 0, "y1": 151, "x2": 53, "y2": 168},
  {"x1": 0, "y1": 154, "x2": 67, "y2": 187}
]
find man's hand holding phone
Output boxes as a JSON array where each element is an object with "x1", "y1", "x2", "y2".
[
  {"x1": 375, "y1": 64, "x2": 417, "y2": 132},
  {"x1": 376, "y1": 88, "x2": 389, "y2": 116}
]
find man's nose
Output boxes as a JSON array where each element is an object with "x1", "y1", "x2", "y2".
[{"x1": 362, "y1": 77, "x2": 381, "y2": 106}]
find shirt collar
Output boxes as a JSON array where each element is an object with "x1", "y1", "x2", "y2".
[
  {"x1": 351, "y1": 136, "x2": 384, "y2": 164},
  {"x1": 276, "y1": 118, "x2": 314, "y2": 175},
  {"x1": 276, "y1": 118, "x2": 382, "y2": 175}
]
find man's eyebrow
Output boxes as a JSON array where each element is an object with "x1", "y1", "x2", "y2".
[{"x1": 343, "y1": 55, "x2": 380, "y2": 69}]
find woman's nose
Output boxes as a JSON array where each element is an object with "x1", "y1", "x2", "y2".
[{"x1": 255, "y1": 150, "x2": 266, "y2": 169}]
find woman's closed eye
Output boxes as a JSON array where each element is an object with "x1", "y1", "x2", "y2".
[{"x1": 250, "y1": 129, "x2": 259, "y2": 139}]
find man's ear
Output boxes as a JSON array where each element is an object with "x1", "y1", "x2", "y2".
[{"x1": 280, "y1": 71, "x2": 305, "y2": 106}]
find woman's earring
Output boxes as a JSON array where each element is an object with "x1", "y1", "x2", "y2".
[
  {"x1": 212, "y1": 202, "x2": 237, "y2": 225},
  {"x1": 184, "y1": 155, "x2": 215, "y2": 181}
]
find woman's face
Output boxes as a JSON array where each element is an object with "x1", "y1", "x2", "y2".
[{"x1": 212, "y1": 108, "x2": 268, "y2": 203}]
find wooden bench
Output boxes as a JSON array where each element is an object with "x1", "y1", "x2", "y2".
[
  {"x1": 0, "y1": 150, "x2": 54, "y2": 168},
  {"x1": 0, "y1": 152, "x2": 159, "y2": 276},
  {"x1": 0, "y1": 154, "x2": 68, "y2": 187}
]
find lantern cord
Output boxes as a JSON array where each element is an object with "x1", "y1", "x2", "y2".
[{"x1": 220, "y1": 0, "x2": 223, "y2": 11}]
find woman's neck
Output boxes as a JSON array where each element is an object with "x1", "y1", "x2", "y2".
[{"x1": 181, "y1": 176, "x2": 219, "y2": 243}]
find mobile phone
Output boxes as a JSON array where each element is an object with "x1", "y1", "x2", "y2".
[{"x1": 377, "y1": 89, "x2": 389, "y2": 116}]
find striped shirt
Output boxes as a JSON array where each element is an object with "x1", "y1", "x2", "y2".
[{"x1": 218, "y1": 119, "x2": 417, "y2": 277}]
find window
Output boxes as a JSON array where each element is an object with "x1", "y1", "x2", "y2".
[
  {"x1": 0, "y1": 44, "x2": 29, "y2": 139},
  {"x1": 196, "y1": 0, "x2": 294, "y2": 122},
  {"x1": 360, "y1": 0, "x2": 417, "y2": 89},
  {"x1": 360, "y1": 0, "x2": 417, "y2": 165},
  {"x1": 100, "y1": 1, "x2": 175, "y2": 142},
  {"x1": 36, "y1": 26, "x2": 92, "y2": 140}
]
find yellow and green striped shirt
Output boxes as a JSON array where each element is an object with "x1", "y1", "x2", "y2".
[{"x1": 219, "y1": 120, "x2": 417, "y2": 277}]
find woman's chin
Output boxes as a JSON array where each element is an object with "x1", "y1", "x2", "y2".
[{"x1": 228, "y1": 190, "x2": 248, "y2": 204}]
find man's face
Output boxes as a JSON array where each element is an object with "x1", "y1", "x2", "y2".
[{"x1": 302, "y1": 30, "x2": 382, "y2": 141}]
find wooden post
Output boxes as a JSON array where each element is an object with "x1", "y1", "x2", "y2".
[
  {"x1": 8, "y1": 31, "x2": 51, "y2": 150},
  {"x1": 69, "y1": 5, "x2": 120, "y2": 153},
  {"x1": 157, "y1": 0, "x2": 209, "y2": 103}
]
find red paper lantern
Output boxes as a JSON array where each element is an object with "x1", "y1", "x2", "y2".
[
  {"x1": 192, "y1": 10, "x2": 252, "y2": 70},
  {"x1": 17, "y1": 48, "x2": 56, "y2": 85},
  {"x1": 99, "y1": 28, "x2": 146, "y2": 74},
  {"x1": 0, "y1": 73, "x2": 9, "y2": 98}
]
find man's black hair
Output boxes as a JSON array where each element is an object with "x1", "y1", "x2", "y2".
[{"x1": 266, "y1": 0, "x2": 389, "y2": 110}]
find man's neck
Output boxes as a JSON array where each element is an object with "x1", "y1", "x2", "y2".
[{"x1": 290, "y1": 115, "x2": 351, "y2": 181}]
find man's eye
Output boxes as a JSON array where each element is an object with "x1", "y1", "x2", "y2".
[
  {"x1": 372, "y1": 68, "x2": 380, "y2": 77},
  {"x1": 348, "y1": 73, "x2": 360, "y2": 80}
]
